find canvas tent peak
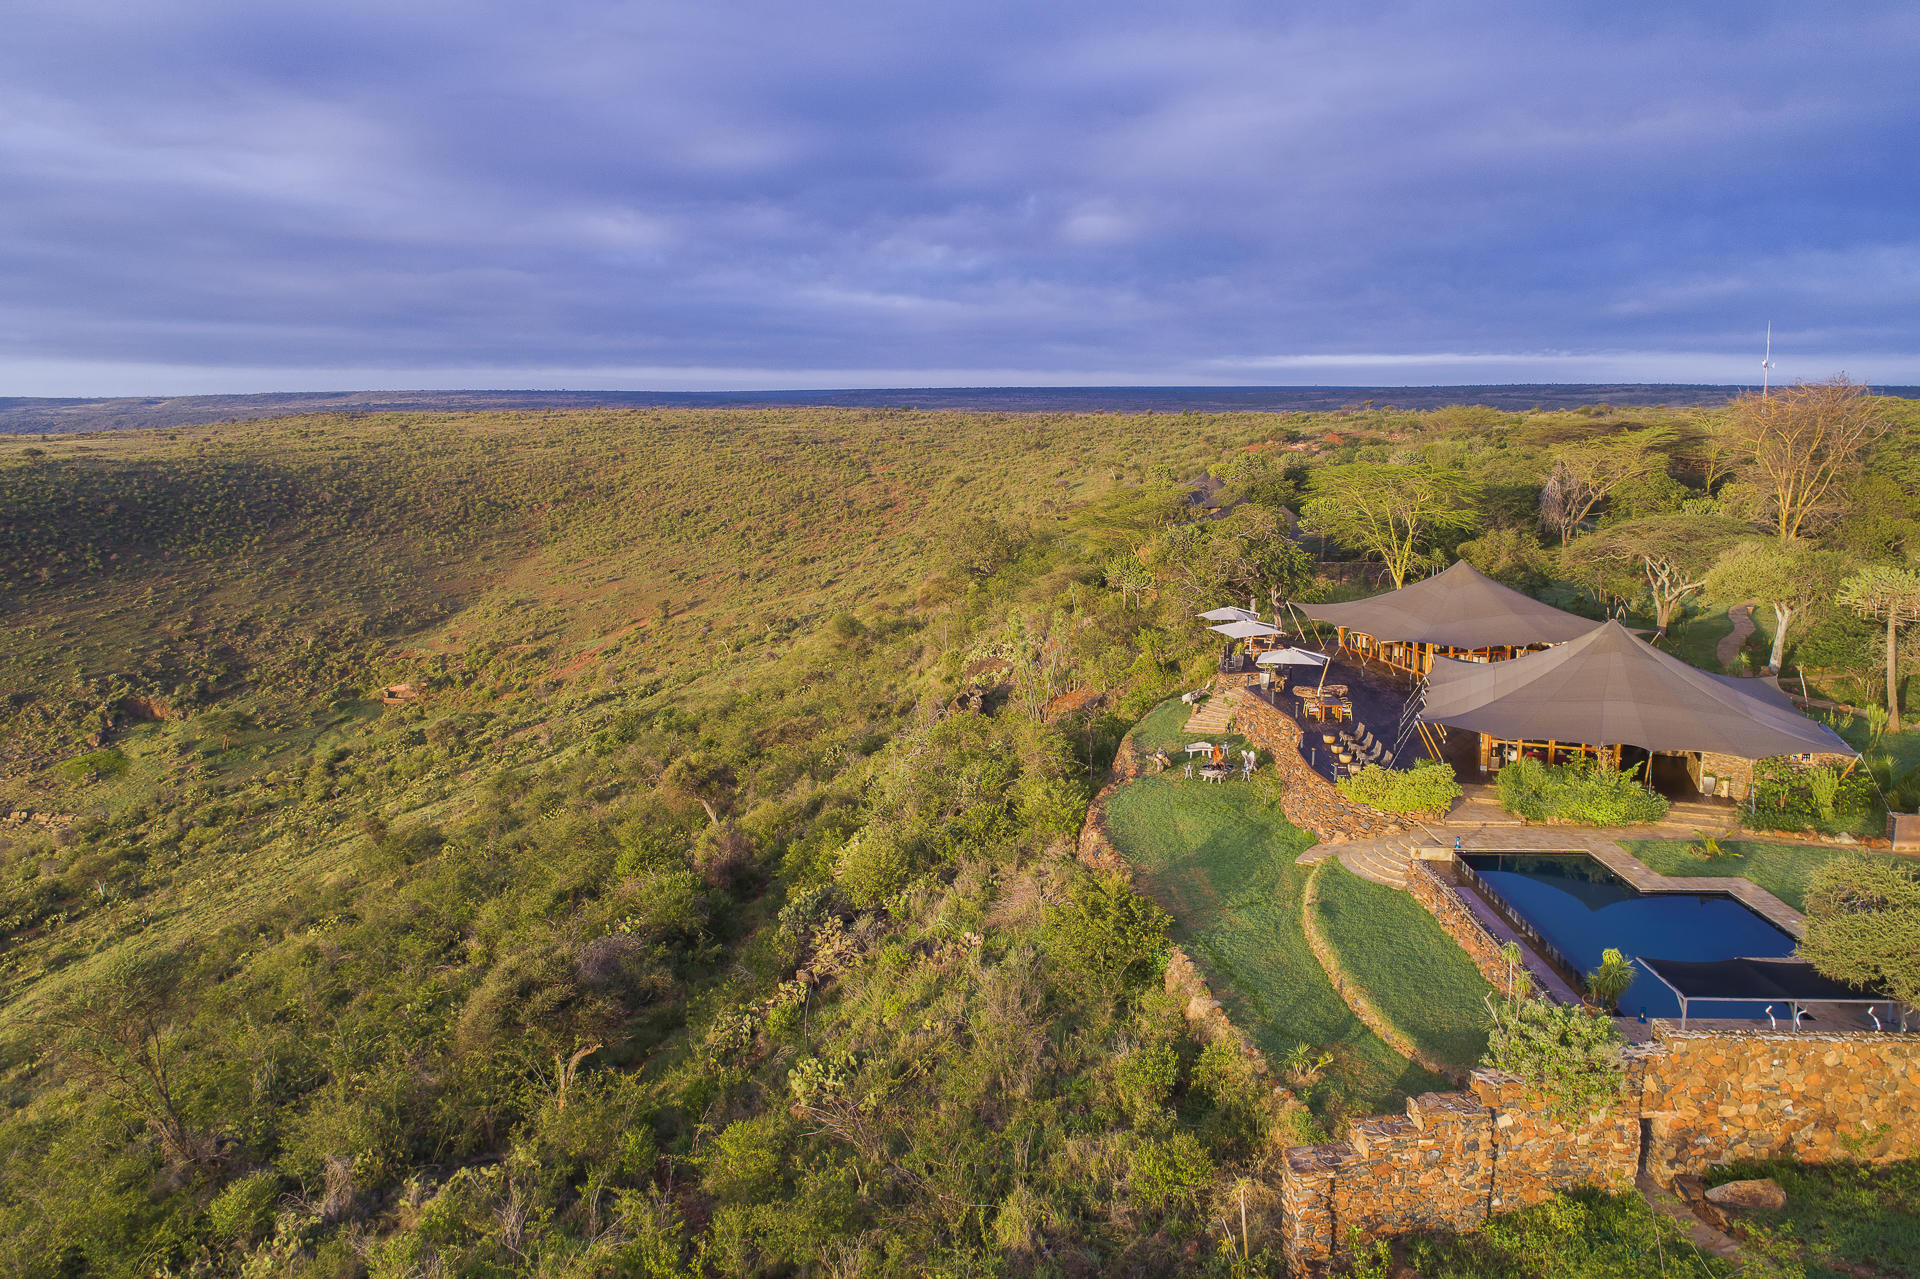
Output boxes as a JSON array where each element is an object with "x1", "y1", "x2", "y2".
[
  {"x1": 1293, "y1": 559, "x2": 1600, "y2": 650},
  {"x1": 1418, "y1": 619, "x2": 1855, "y2": 761},
  {"x1": 1198, "y1": 606, "x2": 1262, "y2": 623}
]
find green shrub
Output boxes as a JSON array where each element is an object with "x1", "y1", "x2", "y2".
[
  {"x1": 1112, "y1": 1043, "x2": 1179, "y2": 1119},
  {"x1": 1495, "y1": 757, "x2": 1668, "y2": 826},
  {"x1": 207, "y1": 1170, "x2": 282, "y2": 1244},
  {"x1": 1745, "y1": 757, "x2": 1882, "y2": 837},
  {"x1": 1043, "y1": 873, "x2": 1171, "y2": 997},
  {"x1": 836, "y1": 826, "x2": 918, "y2": 907},
  {"x1": 1127, "y1": 1131, "x2": 1214, "y2": 1211},
  {"x1": 1482, "y1": 991, "x2": 1626, "y2": 1119},
  {"x1": 704, "y1": 1114, "x2": 790, "y2": 1205},
  {"x1": 1337, "y1": 760, "x2": 1461, "y2": 815},
  {"x1": 1798, "y1": 854, "x2": 1920, "y2": 1008}
]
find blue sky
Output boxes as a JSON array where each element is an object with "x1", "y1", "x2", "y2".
[{"x1": 4, "y1": 0, "x2": 1918, "y2": 395}]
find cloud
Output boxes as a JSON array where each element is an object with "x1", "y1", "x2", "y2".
[{"x1": 0, "y1": 0, "x2": 1916, "y2": 394}]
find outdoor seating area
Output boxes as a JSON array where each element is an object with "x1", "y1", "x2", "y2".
[{"x1": 1297, "y1": 684, "x2": 1353, "y2": 723}]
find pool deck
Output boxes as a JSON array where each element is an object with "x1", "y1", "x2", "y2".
[
  {"x1": 1451, "y1": 883, "x2": 1584, "y2": 1004},
  {"x1": 1419, "y1": 823, "x2": 1809, "y2": 939}
]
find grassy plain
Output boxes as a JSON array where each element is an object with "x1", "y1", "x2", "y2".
[{"x1": 2, "y1": 399, "x2": 1914, "y2": 1275}]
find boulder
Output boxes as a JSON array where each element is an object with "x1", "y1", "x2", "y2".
[{"x1": 1703, "y1": 1178, "x2": 1786, "y2": 1211}]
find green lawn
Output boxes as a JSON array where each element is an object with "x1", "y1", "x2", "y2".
[
  {"x1": 1310, "y1": 861, "x2": 1493, "y2": 1075},
  {"x1": 1102, "y1": 769, "x2": 1452, "y2": 1119},
  {"x1": 1704, "y1": 1158, "x2": 1920, "y2": 1279},
  {"x1": 1619, "y1": 837, "x2": 1902, "y2": 913}
]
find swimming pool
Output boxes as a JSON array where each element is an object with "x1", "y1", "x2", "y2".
[{"x1": 1460, "y1": 852, "x2": 1798, "y2": 1021}]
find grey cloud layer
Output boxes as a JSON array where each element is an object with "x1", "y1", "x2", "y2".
[{"x1": 3, "y1": 0, "x2": 1917, "y2": 392}]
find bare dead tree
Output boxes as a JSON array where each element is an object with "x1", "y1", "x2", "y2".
[{"x1": 54, "y1": 984, "x2": 213, "y2": 1170}]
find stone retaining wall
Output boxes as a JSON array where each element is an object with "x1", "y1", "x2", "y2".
[
  {"x1": 1405, "y1": 860, "x2": 1527, "y2": 999},
  {"x1": 1279, "y1": 1023, "x2": 1920, "y2": 1274},
  {"x1": 1226, "y1": 688, "x2": 1406, "y2": 842}
]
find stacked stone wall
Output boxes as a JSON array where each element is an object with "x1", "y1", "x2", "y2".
[
  {"x1": 1642, "y1": 1027, "x2": 1920, "y2": 1177},
  {"x1": 1278, "y1": 1024, "x2": 1920, "y2": 1274},
  {"x1": 1226, "y1": 688, "x2": 1405, "y2": 841},
  {"x1": 1405, "y1": 860, "x2": 1527, "y2": 998}
]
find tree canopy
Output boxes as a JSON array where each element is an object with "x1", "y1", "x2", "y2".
[
  {"x1": 1726, "y1": 377, "x2": 1890, "y2": 543},
  {"x1": 1705, "y1": 540, "x2": 1848, "y2": 671},
  {"x1": 1560, "y1": 513, "x2": 1746, "y2": 636},
  {"x1": 1798, "y1": 854, "x2": 1920, "y2": 1008},
  {"x1": 1302, "y1": 464, "x2": 1482, "y2": 588}
]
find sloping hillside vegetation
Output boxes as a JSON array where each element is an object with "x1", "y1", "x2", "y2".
[{"x1": 1, "y1": 396, "x2": 1916, "y2": 1276}]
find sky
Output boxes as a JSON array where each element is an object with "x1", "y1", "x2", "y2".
[{"x1": 4, "y1": 0, "x2": 1918, "y2": 396}]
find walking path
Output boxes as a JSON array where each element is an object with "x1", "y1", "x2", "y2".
[{"x1": 1717, "y1": 603, "x2": 1757, "y2": 669}]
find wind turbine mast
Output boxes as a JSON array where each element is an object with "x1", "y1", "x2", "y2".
[{"x1": 1761, "y1": 322, "x2": 1776, "y2": 394}]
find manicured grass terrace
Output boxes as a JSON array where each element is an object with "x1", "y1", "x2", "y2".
[
  {"x1": 1310, "y1": 861, "x2": 1493, "y2": 1075},
  {"x1": 1619, "y1": 837, "x2": 1905, "y2": 913},
  {"x1": 1103, "y1": 772, "x2": 1447, "y2": 1117}
]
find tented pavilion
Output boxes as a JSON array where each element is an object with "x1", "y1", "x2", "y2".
[
  {"x1": 1418, "y1": 619, "x2": 1855, "y2": 799},
  {"x1": 1293, "y1": 560, "x2": 1601, "y2": 678}
]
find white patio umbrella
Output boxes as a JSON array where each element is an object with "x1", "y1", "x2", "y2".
[
  {"x1": 1207, "y1": 619, "x2": 1284, "y2": 640},
  {"x1": 1197, "y1": 606, "x2": 1261, "y2": 622},
  {"x1": 1255, "y1": 646, "x2": 1328, "y2": 667}
]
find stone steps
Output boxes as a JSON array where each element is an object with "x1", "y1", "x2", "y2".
[
  {"x1": 1656, "y1": 801, "x2": 1743, "y2": 831},
  {"x1": 1183, "y1": 699, "x2": 1235, "y2": 734},
  {"x1": 1336, "y1": 837, "x2": 1418, "y2": 888}
]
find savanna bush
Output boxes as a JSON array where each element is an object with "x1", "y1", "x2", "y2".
[{"x1": 1043, "y1": 873, "x2": 1171, "y2": 998}]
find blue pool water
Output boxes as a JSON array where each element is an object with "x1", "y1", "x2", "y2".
[{"x1": 1462, "y1": 853, "x2": 1797, "y2": 1021}]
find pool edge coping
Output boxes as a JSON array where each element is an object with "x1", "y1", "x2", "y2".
[{"x1": 1452, "y1": 842, "x2": 1807, "y2": 941}]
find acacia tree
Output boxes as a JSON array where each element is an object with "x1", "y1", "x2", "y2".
[
  {"x1": 1704, "y1": 540, "x2": 1848, "y2": 672},
  {"x1": 1726, "y1": 376, "x2": 1890, "y2": 543},
  {"x1": 1101, "y1": 552, "x2": 1154, "y2": 608},
  {"x1": 1562, "y1": 514, "x2": 1745, "y2": 637},
  {"x1": 1301, "y1": 464, "x2": 1481, "y2": 588},
  {"x1": 1798, "y1": 854, "x2": 1920, "y2": 1010},
  {"x1": 1837, "y1": 564, "x2": 1920, "y2": 731},
  {"x1": 1536, "y1": 426, "x2": 1676, "y2": 543}
]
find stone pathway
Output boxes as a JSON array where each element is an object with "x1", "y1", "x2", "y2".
[
  {"x1": 1717, "y1": 602, "x2": 1756, "y2": 670},
  {"x1": 1635, "y1": 1174, "x2": 1747, "y2": 1266}
]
